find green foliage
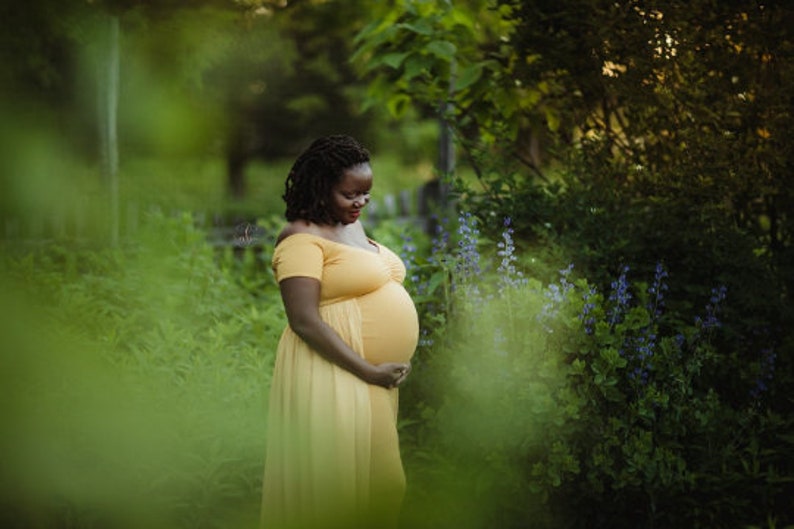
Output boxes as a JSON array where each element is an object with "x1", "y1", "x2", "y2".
[
  {"x1": 353, "y1": 0, "x2": 533, "y2": 145},
  {"x1": 2, "y1": 205, "x2": 791, "y2": 529},
  {"x1": 3, "y1": 2, "x2": 792, "y2": 528},
  {"x1": 213, "y1": 0, "x2": 388, "y2": 160},
  {"x1": 355, "y1": 0, "x2": 794, "y2": 304},
  {"x1": 0, "y1": 213, "x2": 282, "y2": 528},
  {"x1": 356, "y1": 11, "x2": 793, "y2": 526},
  {"x1": 393, "y1": 213, "x2": 792, "y2": 529}
]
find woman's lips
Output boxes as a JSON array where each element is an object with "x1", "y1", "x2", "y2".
[{"x1": 350, "y1": 210, "x2": 361, "y2": 219}]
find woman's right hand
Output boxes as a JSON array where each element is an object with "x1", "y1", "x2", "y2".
[{"x1": 365, "y1": 362, "x2": 411, "y2": 389}]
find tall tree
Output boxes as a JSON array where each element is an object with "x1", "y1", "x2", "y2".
[
  {"x1": 355, "y1": 0, "x2": 793, "y2": 265},
  {"x1": 1, "y1": 0, "x2": 287, "y2": 238},
  {"x1": 218, "y1": 0, "x2": 378, "y2": 198}
]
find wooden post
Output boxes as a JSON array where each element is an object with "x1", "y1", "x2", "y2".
[{"x1": 424, "y1": 60, "x2": 456, "y2": 234}]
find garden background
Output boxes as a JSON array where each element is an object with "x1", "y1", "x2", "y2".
[{"x1": 1, "y1": 1, "x2": 792, "y2": 528}]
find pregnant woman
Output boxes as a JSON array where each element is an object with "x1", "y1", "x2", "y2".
[{"x1": 260, "y1": 135, "x2": 419, "y2": 529}]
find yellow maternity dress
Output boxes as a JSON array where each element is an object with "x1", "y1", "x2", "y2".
[{"x1": 261, "y1": 233, "x2": 419, "y2": 529}]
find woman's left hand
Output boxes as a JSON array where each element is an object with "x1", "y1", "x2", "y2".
[
  {"x1": 392, "y1": 362, "x2": 411, "y2": 388},
  {"x1": 368, "y1": 362, "x2": 411, "y2": 388}
]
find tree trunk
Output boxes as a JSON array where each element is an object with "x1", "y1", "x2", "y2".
[
  {"x1": 99, "y1": 14, "x2": 120, "y2": 245},
  {"x1": 227, "y1": 150, "x2": 247, "y2": 200}
]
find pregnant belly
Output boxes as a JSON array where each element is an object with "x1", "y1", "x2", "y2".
[{"x1": 357, "y1": 281, "x2": 419, "y2": 365}]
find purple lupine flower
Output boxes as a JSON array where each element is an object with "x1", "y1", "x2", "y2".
[
  {"x1": 695, "y1": 285, "x2": 727, "y2": 330},
  {"x1": 399, "y1": 233, "x2": 424, "y2": 293},
  {"x1": 608, "y1": 265, "x2": 632, "y2": 325},
  {"x1": 539, "y1": 264, "x2": 576, "y2": 326},
  {"x1": 497, "y1": 217, "x2": 527, "y2": 292},
  {"x1": 544, "y1": 283, "x2": 563, "y2": 308},
  {"x1": 559, "y1": 264, "x2": 574, "y2": 293},
  {"x1": 455, "y1": 211, "x2": 481, "y2": 281},
  {"x1": 418, "y1": 327, "x2": 434, "y2": 348},
  {"x1": 429, "y1": 215, "x2": 450, "y2": 265},
  {"x1": 543, "y1": 266, "x2": 575, "y2": 306},
  {"x1": 632, "y1": 333, "x2": 656, "y2": 384},
  {"x1": 579, "y1": 285, "x2": 598, "y2": 335},
  {"x1": 400, "y1": 234, "x2": 418, "y2": 274},
  {"x1": 750, "y1": 347, "x2": 776, "y2": 399},
  {"x1": 621, "y1": 330, "x2": 656, "y2": 385},
  {"x1": 647, "y1": 262, "x2": 669, "y2": 320}
]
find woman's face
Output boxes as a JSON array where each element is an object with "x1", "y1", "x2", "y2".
[{"x1": 329, "y1": 163, "x2": 373, "y2": 225}]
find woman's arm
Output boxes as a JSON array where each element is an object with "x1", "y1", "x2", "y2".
[{"x1": 279, "y1": 276, "x2": 410, "y2": 388}]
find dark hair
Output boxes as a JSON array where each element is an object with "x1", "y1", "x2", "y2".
[{"x1": 283, "y1": 135, "x2": 371, "y2": 224}]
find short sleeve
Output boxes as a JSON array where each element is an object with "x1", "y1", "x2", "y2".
[{"x1": 272, "y1": 234, "x2": 324, "y2": 283}]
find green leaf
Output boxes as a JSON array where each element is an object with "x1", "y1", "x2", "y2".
[
  {"x1": 570, "y1": 359, "x2": 586, "y2": 375},
  {"x1": 403, "y1": 55, "x2": 430, "y2": 81},
  {"x1": 426, "y1": 40, "x2": 457, "y2": 60},
  {"x1": 600, "y1": 347, "x2": 627, "y2": 368},
  {"x1": 454, "y1": 63, "x2": 483, "y2": 91},
  {"x1": 362, "y1": 76, "x2": 392, "y2": 112},
  {"x1": 387, "y1": 93, "x2": 412, "y2": 117},
  {"x1": 450, "y1": 9, "x2": 476, "y2": 30},
  {"x1": 399, "y1": 20, "x2": 435, "y2": 36},
  {"x1": 379, "y1": 52, "x2": 411, "y2": 69},
  {"x1": 518, "y1": 87, "x2": 542, "y2": 109},
  {"x1": 424, "y1": 270, "x2": 447, "y2": 296},
  {"x1": 544, "y1": 107, "x2": 561, "y2": 132},
  {"x1": 353, "y1": 24, "x2": 398, "y2": 55},
  {"x1": 355, "y1": 13, "x2": 402, "y2": 43}
]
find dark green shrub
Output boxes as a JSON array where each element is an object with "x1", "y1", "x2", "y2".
[{"x1": 396, "y1": 213, "x2": 791, "y2": 529}]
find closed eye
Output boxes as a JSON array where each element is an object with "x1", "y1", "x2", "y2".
[{"x1": 344, "y1": 192, "x2": 371, "y2": 200}]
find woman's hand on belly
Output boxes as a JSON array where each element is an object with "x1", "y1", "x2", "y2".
[{"x1": 364, "y1": 361, "x2": 411, "y2": 389}]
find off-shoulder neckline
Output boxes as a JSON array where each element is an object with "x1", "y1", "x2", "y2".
[{"x1": 276, "y1": 232, "x2": 381, "y2": 254}]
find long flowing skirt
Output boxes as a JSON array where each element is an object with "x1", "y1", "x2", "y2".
[{"x1": 261, "y1": 299, "x2": 402, "y2": 529}]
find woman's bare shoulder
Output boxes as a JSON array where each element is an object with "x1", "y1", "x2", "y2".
[{"x1": 276, "y1": 221, "x2": 324, "y2": 244}]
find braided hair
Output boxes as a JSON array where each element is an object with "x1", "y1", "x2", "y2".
[{"x1": 283, "y1": 135, "x2": 371, "y2": 224}]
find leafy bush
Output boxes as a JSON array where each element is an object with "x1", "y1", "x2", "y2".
[
  {"x1": 0, "y1": 212, "x2": 282, "y2": 528},
  {"x1": 2, "y1": 207, "x2": 791, "y2": 529},
  {"x1": 396, "y1": 213, "x2": 793, "y2": 529}
]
